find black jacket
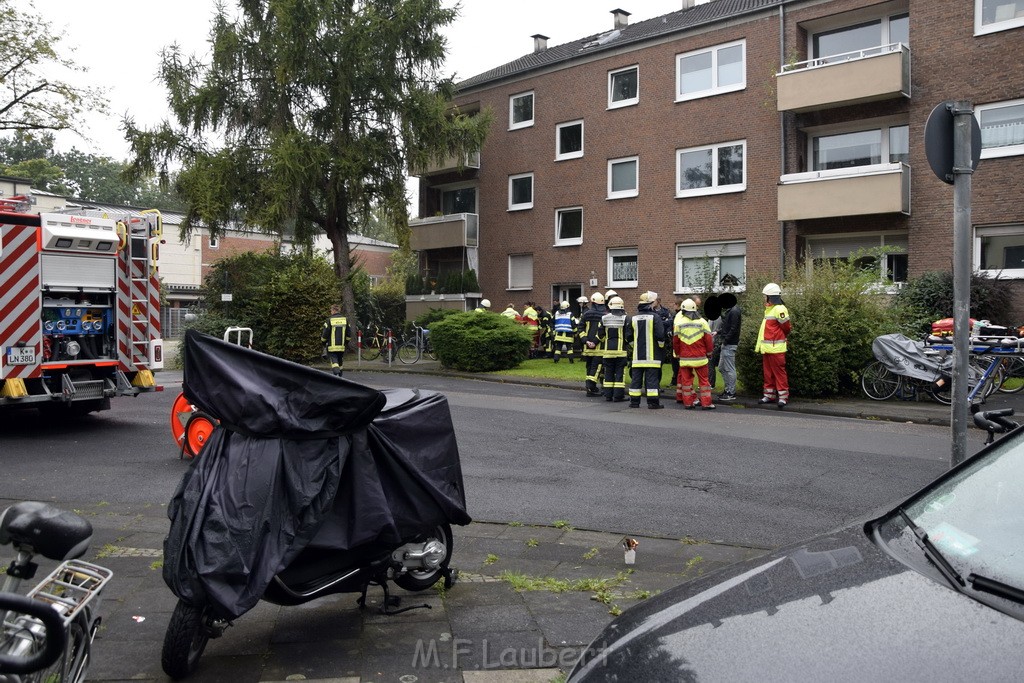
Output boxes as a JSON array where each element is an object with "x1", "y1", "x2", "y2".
[{"x1": 719, "y1": 305, "x2": 742, "y2": 345}]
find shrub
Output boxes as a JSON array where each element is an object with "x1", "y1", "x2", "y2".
[
  {"x1": 429, "y1": 311, "x2": 532, "y2": 372},
  {"x1": 894, "y1": 270, "x2": 1017, "y2": 335},
  {"x1": 736, "y1": 254, "x2": 898, "y2": 398}
]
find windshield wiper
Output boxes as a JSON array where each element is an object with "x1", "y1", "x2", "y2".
[
  {"x1": 968, "y1": 573, "x2": 1024, "y2": 606},
  {"x1": 898, "y1": 508, "x2": 965, "y2": 590}
]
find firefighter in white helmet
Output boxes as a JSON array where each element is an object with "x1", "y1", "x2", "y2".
[
  {"x1": 552, "y1": 300, "x2": 576, "y2": 363},
  {"x1": 673, "y1": 298, "x2": 715, "y2": 409},
  {"x1": 580, "y1": 292, "x2": 607, "y2": 396},
  {"x1": 756, "y1": 282, "x2": 792, "y2": 409},
  {"x1": 599, "y1": 296, "x2": 629, "y2": 401},
  {"x1": 476, "y1": 298, "x2": 491, "y2": 312},
  {"x1": 625, "y1": 291, "x2": 666, "y2": 409}
]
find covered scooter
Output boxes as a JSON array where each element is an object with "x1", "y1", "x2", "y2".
[{"x1": 161, "y1": 331, "x2": 470, "y2": 678}]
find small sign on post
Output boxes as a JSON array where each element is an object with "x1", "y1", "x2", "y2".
[{"x1": 221, "y1": 293, "x2": 233, "y2": 302}]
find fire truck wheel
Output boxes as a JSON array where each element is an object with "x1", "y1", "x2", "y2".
[{"x1": 184, "y1": 412, "x2": 217, "y2": 459}]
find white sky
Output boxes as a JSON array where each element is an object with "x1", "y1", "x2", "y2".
[{"x1": 31, "y1": 0, "x2": 689, "y2": 159}]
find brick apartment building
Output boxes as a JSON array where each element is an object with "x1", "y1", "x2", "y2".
[{"x1": 410, "y1": 0, "x2": 1024, "y2": 321}]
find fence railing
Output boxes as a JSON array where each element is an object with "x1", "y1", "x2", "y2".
[{"x1": 161, "y1": 308, "x2": 201, "y2": 340}]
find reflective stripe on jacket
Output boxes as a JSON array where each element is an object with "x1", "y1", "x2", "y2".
[
  {"x1": 599, "y1": 312, "x2": 628, "y2": 358},
  {"x1": 673, "y1": 313, "x2": 713, "y2": 367},
  {"x1": 625, "y1": 306, "x2": 665, "y2": 367},
  {"x1": 322, "y1": 315, "x2": 349, "y2": 352},
  {"x1": 756, "y1": 304, "x2": 791, "y2": 354}
]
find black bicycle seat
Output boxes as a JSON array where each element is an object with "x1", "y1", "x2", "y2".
[{"x1": 0, "y1": 502, "x2": 93, "y2": 561}]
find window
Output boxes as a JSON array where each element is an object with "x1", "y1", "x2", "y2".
[
  {"x1": 810, "y1": 123, "x2": 908, "y2": 170},
  {"x1": 555, "y1": 207, "x2": 583, "y2": 246},
  {"x1": 208, "y1": 234, "x2": 219, "y2": 249},
  {"x1": 556, "y1": 120, "x2": 584, "y2": 160},
  {"x1": 811, "y1": 14, "x2": 908, "y2": 62},
  {"x1": 976, "y1": 225, "x2": 1024, "y2": 278},
  {"x1": 607, "y1": 156, "x2": 638, "y2": 199},
  {"x1": 509, "y1": 91, "x2": 534, "y2": 130},
  {"x1": 440, "y1": 186, "x2": 477, "y2": 214},
  {"x1": 508, "y1": 253, "x2": 534, "y2": 290},
  {"x1": 508, "y1": 173, "x2": 534, "y2": 211},
  {"x1": 676, "y1": 40, "x2": 745, "y2": 101},
  {"x1": 976, "y1": 0, "x2": 1024, "y2": 35},
  {"x1": 806, "y1": 233, "x2": 908, "y2": 284},
  {"x1": 607, "y1": 247, "x2": 638, "y2": 288},
  {"x1": 977, "y1": 100, "x2": 1024, "y2": 159},
  {"x1": 676, "y1": 141, "x2": 746, "y2": 197},
  {"x1": 608, "y1": 66, "x2": 638, "y2": 108},
  {"x1": 676, "y1": 242, "x2": 746, "y2": 292}
]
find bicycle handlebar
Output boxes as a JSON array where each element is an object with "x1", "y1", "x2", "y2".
[
  {"x1": 973, "y1": 408, "x2": 1019, "y2": 434},
  {"x1": 0, "y1": 592, "x2": 67, "y2": 675}
]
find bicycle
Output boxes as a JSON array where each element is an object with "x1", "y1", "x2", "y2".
[
  {"x1": 0, "y1": 502, "x2": 113, "y2": 682},
  {"x1": 996, "y1": 355, "x2": 1024, "y2": 394},
  {"x1": 860, "y1": 360, "x2": 940, "y2": 401},
  {"x1": 398, "y1": 324, "x2": 438, "y2": 365},
  {"x1": 358, "y1": 324, "x2": 396, "y2": 363}
]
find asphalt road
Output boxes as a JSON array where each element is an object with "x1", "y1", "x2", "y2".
[{"x1": 0, "y1": 369, "x2": 967, "y2": 550}]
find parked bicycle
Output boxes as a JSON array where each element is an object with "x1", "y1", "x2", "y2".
[
  {"x1": 358, "y1": 324, "x2": 396, "y2": 363},
  {"x1": 0, "y1": 502, "x2": 113, "y2": 683},
  {"x1": 398, "y1": 324, "x2": 437, "y2": 365}
]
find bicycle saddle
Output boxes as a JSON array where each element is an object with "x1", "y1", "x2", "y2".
[{"x1": 0, "y1": 502, "x2": 93, "y2": 561}]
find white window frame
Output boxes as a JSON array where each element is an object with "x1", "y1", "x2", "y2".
[
  {"x1": 508, "y1": 173, "x2": 534, "y2": 211},
  {"x1": 555, "y1": 207, "x2": 583, "y2": 247},
  {"x1": 607, "y1": 156, "x2": 639, "y2": 199},
  {"x1": 607, "y1": 247, "x2": 638, "y2": 289},
  {"x1": 676, "y1": 39, "x2": 746, "y2": 102},
  {"x1": 805, "y1": 232, "x2": 909, "y2": 287},
  {"x1": 508, "y1": 253, "x2": 534, "y2": 290},
  {"x1": 975, "y1": 0, "x2": 1024, "y2": 36},
  {"x1": 509, "y1": 91, "x2": 535, "y2": 130},
  {"x1": 976, "y1": 99, "x2": 1024, "y2": 159},
  {"x1": 208, "y1": 233, "x2": 219, "y2": 249},
  {"x1": 555, "y1": 120, "x2": 584, "y2": 161},
  {"x1": 675, "y1": 241, "x2": 747, "y2": 293},
  {"x1": 608, "y1": 65, "x2": 639, "y2": 109},
  {"x1": 676, "y1": 140, "x2": 746, "y2": 198},
  {"x1": 806, "y1": 13, "x2": 909, "y2": 62},
  {"x1": 802, "y1": 117, "x2": 909, "y2": 171},
  {"x1": 975, "y1": 224, "x2": 1024, "y2": 279}
]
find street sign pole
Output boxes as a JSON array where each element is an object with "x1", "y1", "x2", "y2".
[{"x1": 950, "y1": 101, "x2": 974, "y2": 467}]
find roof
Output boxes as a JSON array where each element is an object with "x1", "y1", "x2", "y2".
[{"x1": 457, "y1": 0, "x2": 786, "y2": 91}]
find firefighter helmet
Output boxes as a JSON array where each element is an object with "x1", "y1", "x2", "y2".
[
  {"x1": 577, "y1": 296, "x2": 589, "y2": 304},
  {"x1": 559, "y1": 300, "x2": 570, "y2": 309},
  {"x1": 608, "y1": 296, "x2": 624, "y2": 310},
  {"x1": 639, "y1": 291, "x2": 657, "y2": 305},
  {"x1": 480, "y1": 299, "x2": 491, "y2": 309},
  {"x1": 681, "y1": 298, "x2": 697, "y2": 312},
  {"x1": 762, "y1": 283, "x2": 782, "y2": 296},
  {"x1": 605, "y1": 289, "x2": 618, "y2": 300},
  {"x1": 591, "y1": 292, "x2": 605, "y2": 304}
]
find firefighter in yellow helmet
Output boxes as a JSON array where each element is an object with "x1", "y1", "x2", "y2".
[
  {"x1": 580, "y1": 292, "x2": 607, "y2": 396},
  {"x1": 321, "y1": 303, "x2": 350, "y2": 376},
  {"x1": 552, "y1": 300, "x2": 576, "y2": 363},
  {"x1": 599, "y1": 296, "x2": 629, "y2": 401},
  {"x1": 673, "y1": 298, "x2": 715, "y2": 409},
  {"x1": 625, "y1": 291, "x2": 666, "y2": 409}
]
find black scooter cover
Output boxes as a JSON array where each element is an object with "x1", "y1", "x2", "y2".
[{"x1": 163, "y1": 331, "x2": 471, "y2": 618}]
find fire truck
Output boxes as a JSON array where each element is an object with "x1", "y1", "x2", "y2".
[{"x1": 0, "y1": 196, "x2": 164, "y2": 414}]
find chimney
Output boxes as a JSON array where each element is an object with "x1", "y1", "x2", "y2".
[
  {"x1": 611, "y1": 8, "x2": 631, "y2": 29},
  {"x1": 682, "y1": 0, "x2": 696, "y2": 8},
  {"x1": 532, "y1": 34, "x2": 549, "y2": 53}
]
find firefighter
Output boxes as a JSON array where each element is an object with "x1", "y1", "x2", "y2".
[
  {"x1": 321, "y1": 304, "x2": 350, "y2": 377},
  {"x1": 673, "y1": 298, "x2": 715, "y2": 410},
  {"x1": 522, "y1": 301, "x2": 540, "y2": 357},
  {"x1": 756, "y1": 282, "x2": 792, "y2": 409},
  {"x1": 537, "y1": 302, "x2": 554, "y2": 357},
  {"x1": 600, "y1": 296, "x2": 629, "y2": 401},
  {"x1": 476, "y1": 298, "x2": 491, "y2": 312},
  {"x1": 552, "y1": 301, "x2": 576, "y2": 363},
  {"x1": 625, "y1": 291, "x2": 666, "y2": 409},
  {"x1": 501, "y1": 303, "x2": 519, "y2": 319},
  {"x1": 580, "y1": 292, "x2": 607, "y2": 396}
]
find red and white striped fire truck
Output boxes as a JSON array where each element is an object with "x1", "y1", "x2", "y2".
[{"x1": 0, "y1": 196, "x2": 163, "y2": 414}]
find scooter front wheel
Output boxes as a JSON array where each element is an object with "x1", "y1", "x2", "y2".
[
  {"x1": 162, "y1": 600, "x2": 211, "y2": 679},
  {"x1": 394, "y1": 523, "x2": 453, "y2": 592}
]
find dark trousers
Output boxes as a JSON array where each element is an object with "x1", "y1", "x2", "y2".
[
  {"x1": 585, "y1": 356, "x2": 602, "y2": 392},
  {"x1": 629, "y1": 365, "x2": 662, "y2": 405},
  {"x1": 602, "y1": 356, "x2": 627, "y2": 400},
  {"x1": 327, "y1": 351, "x2": 344, "y2": 376}
]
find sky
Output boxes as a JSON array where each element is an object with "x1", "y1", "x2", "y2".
[{"x1": 31, "y1": 0, "x2": 690, "y2": 159}]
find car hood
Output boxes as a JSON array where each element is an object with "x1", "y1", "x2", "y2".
[{"x1": 571, "y1": 526, "x2": 1024, "y2": 681}]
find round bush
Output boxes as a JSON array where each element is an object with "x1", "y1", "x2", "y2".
[{"x1": 428, "y1": 312, "x2": 532, "y2": 372}]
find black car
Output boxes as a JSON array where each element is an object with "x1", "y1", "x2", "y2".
[{"x1": 570, "y1": 413, "x2": 1024, "y2": 681}]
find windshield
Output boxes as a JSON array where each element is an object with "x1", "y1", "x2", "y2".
[{"x1": 892, "y1": 428, "x2": 1024, "y2": 591}]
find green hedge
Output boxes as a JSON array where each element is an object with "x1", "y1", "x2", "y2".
[
  {"x1": 893, "y1": 270, "x2": 1017, "y2": 335},
  {"x1": 428, "y1": 311, "x2": 532, "y2": 372}
]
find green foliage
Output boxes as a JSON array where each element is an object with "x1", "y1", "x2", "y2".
[
  {"x1": 429, "y1": 312, "x2": 532, "y2": 372},
  {"x1": 894, "y1": 270, "x2": 1018, "y2": 334},
  {"x1": 199, "y1": 250, "x2": 339, "y2": 362},
  {"x1": 414, "y1": 308, "x2": 462, "y2": 329},
  {"x1": 737, "y1": 254, "x2": 898, "y2": 398}
]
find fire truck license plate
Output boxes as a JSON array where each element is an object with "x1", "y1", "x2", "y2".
[{"x1": 5, "y1": 346, "x2": 34, "y2": 365}]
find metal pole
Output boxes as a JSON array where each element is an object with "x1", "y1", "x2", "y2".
[{"x1": 950, "y1": 100, "x2": 974, "y2": 467}]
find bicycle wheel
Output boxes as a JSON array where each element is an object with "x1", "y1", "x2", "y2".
[
  {"x1": 997, "y1": 356, "x2": 1024, "y2": 394},
  {"x1": 398, "y1": 339, "x2": 420, "y2": 364},
  {"x1": 162, "y1": 600, "x2": 212, "y2": 679},
  {"x1": 361, "y1": 336, "x2": 381, "y2": 361},
  {"x1": 29, "y1": 614, "x2": 90, "y2": 683},
  {"x1": 860, "y1": 361, "x2": 900, "y2": 401}
]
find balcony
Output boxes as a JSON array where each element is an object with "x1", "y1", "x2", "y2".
[
  {"x1": 409, "y1": 213, "x2": 478, "y2": 251},
  {"x1": 412, "y1": 151, "x2": 481, "y2": 177},
  {"x1": 776, "y1": 43, "x2": 910, "y2": 113},
  {"x1": 778, "y1": 163, "x2": 910, "y2": 221}
]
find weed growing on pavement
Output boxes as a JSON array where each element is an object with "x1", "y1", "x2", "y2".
[
  {"x1": 683, "y1": 556, "x2": 705, "y2": 576},
  {"x1": 507, "y1": 521, "x2": 524, "y2": 527},
  {"x1": 627, "y1": 589, "x2": 655, "y2": 600},
  {"x1": 150, "y1": 560, "x2": 163, "y2": 571},
  {"x1": 483, "y1": 554, "x2": 499, "y2": 566},
  {"x1": 95, "y1": 544, "x2": 116, "y2": 559},
  {"x1": 681, "y1": 536, "x2": 701, "y2": 545},
  {"x1": 553, "y1": 519, "x2": 574, "y2": 531},
  {"x1": 526, "y1": 538, "x2": 539, "y2": 548},
  {"x1": 582, "y1": 547, "x2": 599, "y2": 560}
]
